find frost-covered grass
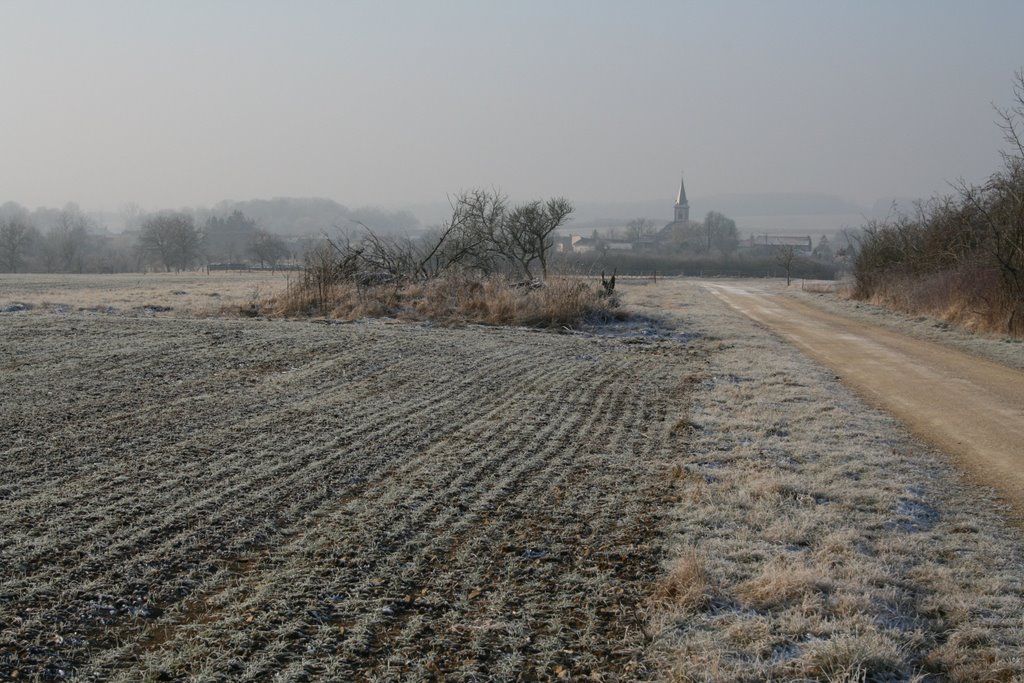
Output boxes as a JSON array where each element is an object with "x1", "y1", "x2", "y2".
[
  {"x1": 0, "y1": 271, "x2": 290, "y2": 318},
  {"x1": 623, "y1": 278, "x2": 1024, "y2": 681}
]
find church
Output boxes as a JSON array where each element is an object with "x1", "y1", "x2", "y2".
[{"x1": 660, "y1": 173, "x2": 691, "y2": 239}]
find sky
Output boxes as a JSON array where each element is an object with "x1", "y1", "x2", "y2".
[{"x1": 2, "y1": 0, "x2": 1023, "y2": 215}]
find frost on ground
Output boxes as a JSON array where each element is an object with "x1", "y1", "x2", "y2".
[
  {"x1": 2, "y1": 276, "x2": 1023, "y2": 682},
  {"x1": 0, "y1": 314, "x2": 693, "y2": 681},
  {"x1": 625, "y1": 280, "x2": 1024, "y2": 682},
  {"x1": 0, "y1": 271, "x2": 290, "y2": 319}
]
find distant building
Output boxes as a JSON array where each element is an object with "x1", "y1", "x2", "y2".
[
  {"x1": 554, "y1": 234, "x2": 579, "y2": 253},
  {"x1": 553, "y1": 235, "x2": 630, "y2": 253},
  {"x1": 656, "y1": 172, "x2": 694, "y2": 247},
  {"x1": 741, "y1": 235, "x2": 813, "y2": 253},
  {"x1": 662, "y1": 173, "x2": 691, "y2": 233},
  {"x1": 636, "y1": 234, "x2": 660, "y2": 251},
  {"x1": 559, "y1": 173, "x2": 699, "y2": 254},
  {"x1": 555, "y1": 234, "x2": 597, "y2": 253}
]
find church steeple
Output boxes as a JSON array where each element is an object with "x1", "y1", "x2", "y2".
[{"x1": 674, "y1": 172, "x2": 690, "y2": 222}]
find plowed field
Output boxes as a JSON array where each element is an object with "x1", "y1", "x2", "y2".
[
  {"x1": 4, "y1": 276, "x2": 1024, "y2": 682},
  {"x1": 0, "y1": 315, "x2": 694, "y2": 681}
]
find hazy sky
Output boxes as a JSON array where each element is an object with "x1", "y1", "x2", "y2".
[{"x1": 3, "y1": 1, "x2": 1023, "y2": 213}]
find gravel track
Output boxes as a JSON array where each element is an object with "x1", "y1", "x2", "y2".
[{"x1": 0, "y1": 315, "x2": 697, "y2": 681}]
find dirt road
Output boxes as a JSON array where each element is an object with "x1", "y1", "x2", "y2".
[{"x1": 704, "y1": 280, "x2": 1024, "y2": 518}]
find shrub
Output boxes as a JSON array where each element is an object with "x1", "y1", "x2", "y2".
[
  {"x1": 259, "y1": 273, "x2": 623, "y2": 329},
  {"x1": 852, "y1": 71, "x2": 1024, "y2": 336}
]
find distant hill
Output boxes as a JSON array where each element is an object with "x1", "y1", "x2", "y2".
[
  {"x1": 211, "y1": 197, "x2": 421, "y2": 236},
  {"x1": 696, "y1": 193, "x2": 863, "y2": 217}
]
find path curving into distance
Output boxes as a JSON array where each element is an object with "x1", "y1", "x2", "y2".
[{"x1": 704, "y1": 280, "x2": 1024, "y2": 520}]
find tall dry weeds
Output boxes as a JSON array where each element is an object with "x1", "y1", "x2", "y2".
[{"x1": 257, "y1": 274, "x2": 623, "y2": 328}]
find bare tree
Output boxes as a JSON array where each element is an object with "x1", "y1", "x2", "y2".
[
  {"x1": 139, "y1": 213, "x2": 201, "y2": 272},
  {"x1": 703, "y1": 211, "x2": 739, "y2": 256},
  {"x1": 625, "y1": 218, "x2": 655, "y2": 244},
  {"x1": 298, "y1": 189, "x2": 575, "y2": 287},
  {"x1": 981, "y1": 68, "x2": 1024, "y2": 329},
  {"x1": 0, "y1": 219, "x2": 38, "y2": 273},
  {"x1": 500, "y1": 197, "x2": 573, "y2": 280},
  {"x1": 995, "y1": 68, "x2": 1024, "y2": 161},
  {"x1": 421, "y1": 189, "x2": 572, "y2": 280},
  {"x1": 432, "y1": 188, "x2": 508, "y2": 277},
  {"x1": 50, "y1": 207, "x2": 93, "y2": 273},
  {"x1": 250, "y1": 230, "x2": 290, "y2": 271},
  {"x1": 776, "y1": 245, "x2": 799, "y2": 286}
]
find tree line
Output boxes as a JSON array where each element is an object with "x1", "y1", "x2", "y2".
[
  {"x1": 0, "y1": 206, "x2": 296, "y2": 274},
  {"x1": 853, "y1": 70, "x2": 1024, "y2": 334}
]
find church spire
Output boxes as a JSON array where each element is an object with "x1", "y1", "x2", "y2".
[{"x1": 673, "y1": 172, "x2": 690, "y2": 223}]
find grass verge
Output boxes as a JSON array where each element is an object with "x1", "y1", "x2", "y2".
[{"x1": 621, "y1": 279, "x2": 1024, "y2": 682}]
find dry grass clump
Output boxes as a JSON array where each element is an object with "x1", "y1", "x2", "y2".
[
  {"x1": 923, "y1": 628, "x2": 1021, "y2": 682},
  {"x1": 736, "y1": 559, "x2": 831, "y2": 611},
  {"x1": 797, "y1": 632, "x2": 905, "y2": 681},
  {"x1": 257, "y1": 274, "x2": 623, "y2": 328},
  {"x1": 650, "y1": 552, "x2": 714, "y2": 614},
  {"x1": 800, "y1": 280, "x2": 852, "y2": 296}
]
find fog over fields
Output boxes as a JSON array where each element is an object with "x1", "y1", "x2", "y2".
[
  {"x1": 2, "y1": 2, "x2": 1023, "y2": 228},
  {"x1": 4, "y1": 3, "x2": 1024, "y2": 681}
]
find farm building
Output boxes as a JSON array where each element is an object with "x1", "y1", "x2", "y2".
[{"x1": 740, "y1": 235, "x2": 814, "y2": 253}]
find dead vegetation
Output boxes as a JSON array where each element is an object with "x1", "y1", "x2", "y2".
[
  {"x1": 255, "y1": 274, "x2": 622, "y2": 328},
  {"x1": 237, "y1": 188, "x2": 622, "y2": 329},
  {"x1": 649, "y1": 553, "x2": 714, "y2": 615},
  {"x1": 851, "y1": 71, "x2": 1024, "y2": 337}
]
